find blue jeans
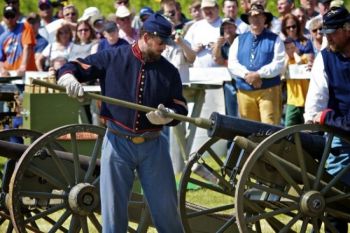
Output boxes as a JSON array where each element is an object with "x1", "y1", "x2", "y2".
[
  {"x1": 100, "y1": 124, "x2": 184, "y2": 233},
  {"x1": 223, "y1": 82, "x2": 238, "y2": 117},
  {"x1": 324, "y1": 136, "x2": 350, "y2": 233}
]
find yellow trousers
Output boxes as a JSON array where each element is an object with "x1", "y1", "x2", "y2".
[{"x1": 237, "y1": 85, "x2": 282, "y2": 125}]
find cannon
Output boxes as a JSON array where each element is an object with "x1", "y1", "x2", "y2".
[
  {"x1": 0, "y1": 124, "x2": 155, "y2": 233},
  {"x1": 0, "y1": 79, "x2": 348, "y2": 233}
]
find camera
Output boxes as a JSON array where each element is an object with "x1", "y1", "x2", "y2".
[
  {"x1": 170, "y1": 29, "x2": 183, "y2": 40},
  {"x1": 3, "y1": 6, "x2": 17, "y2": 19}
]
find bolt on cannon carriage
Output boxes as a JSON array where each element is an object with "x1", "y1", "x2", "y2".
[{"x1": 0, "y1": 79, "x2": 348, "y2": 233}]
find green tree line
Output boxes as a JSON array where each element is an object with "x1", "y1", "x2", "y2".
[{"x1": 0, "y1": 0, "x2": 350, "y2": 21}]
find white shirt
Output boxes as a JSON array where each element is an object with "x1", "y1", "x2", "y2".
[
  {"x1": 162, "y1": 41, "x2": 191, "y2": 83},
  {"x1": 184, "y1": 17, "x2": 222, "y2": 68},
  {"x1": 235, "y1": 18, "x2": 249, "y2": 34},
  {"x1": 42, "y1": 41, "x2": 73, "y2": 62},
  {"x1": 227, "y1": 32, "x2": 285, "y2": 79},
  {"x1": 304, "y1": 52, "x2": 329, "y2": 122}
]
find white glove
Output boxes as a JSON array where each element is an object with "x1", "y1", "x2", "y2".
[
  {"x1": 146, "y1": 104, "x2": 174, "y2": 125},
  {"x1": 57, "y1": 73, "x2": 84, "y2": 97}
]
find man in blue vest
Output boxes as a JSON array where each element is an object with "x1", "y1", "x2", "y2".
[
  {"x1": 57, "y1": 13, "x2": 187, "y2": 233},
  {"x1": 228, "y1": 3, "x2": 285, "y2": 125},
  {"x1": 305, "y1": 6, "x2": 350, "y2": 233}
]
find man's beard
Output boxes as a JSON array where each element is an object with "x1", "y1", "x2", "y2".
[
  {"x1": 142, "y1": 47, "x2": 162, "y2": 62},
  {"x1": 329, "y1": 43, "x2": 341, "y2": 53}
]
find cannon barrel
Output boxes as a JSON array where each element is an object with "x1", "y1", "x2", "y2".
[
  {"x1": 208, "y1": 112, "x2": 283, "y2": 140},
  {"x1": 0, "y1": 139, "x2": 99, "y2": 169},
  {"x1": 0, "y1": 140, "x2": 28, "y2": 160},
  {"x1": 33, "y1": 79, "x2": 325, "y2": 157}
]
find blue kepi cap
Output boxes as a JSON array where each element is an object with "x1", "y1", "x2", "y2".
[
  {"x1": 321, "y1": 6, "x2": 350, "y2": 34},
  {"x1": 143, "y1": 13, "x2": 172, "y2": 44}
]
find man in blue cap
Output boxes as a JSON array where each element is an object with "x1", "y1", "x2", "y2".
[
  {"x1": 56, "y1": 13, "x2": 186, "y2": 233},
  {"x1": 139, "y1": 6, "x2": 154, "y2": 23},
  {"x1": 305, "y1": 5, "x2": 350, "y2": 233}
]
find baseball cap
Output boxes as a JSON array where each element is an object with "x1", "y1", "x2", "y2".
[
  {"x1": 139, "y1": 6, "x2": 154, "y2": 17},
  {"x1": 3, "y1": 5, "x2": 17, "y2": 19},
  {"x1": 201, "y1": 0, "x2": 217, "y2": 9},
  {"x1": 221, "y1": 17, "x2": 236, "y2": 26},
  {"x1": 38, "y1": 0, "x2": 51, "y2": 8},
  {"x1": 78, "y1": 7, "x2": 101, "y2": 22},
  {"x1": 320, "y1": 6, "x2": 350, "y2": 34},
  {"x1": 103, "y1": 21, "x2": 118, "y2": 33},
  {"x1": 115, "y1": 5, "x2": 131, "y2": 18},
  {"x1": 143, "y1": 13, "x2": 172, "y2": 44}
]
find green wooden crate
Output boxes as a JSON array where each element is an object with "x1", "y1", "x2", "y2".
[{"x1": 22, "y1": 92, "x2": 81, "y2": 132}]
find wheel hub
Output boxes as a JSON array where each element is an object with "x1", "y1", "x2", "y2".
[
  {"x1": 68, "y1": 183, "x2": 99, "y2": 215},
  {"x1": 300, "y1": 191, "x2": 325, "y2": 217}
]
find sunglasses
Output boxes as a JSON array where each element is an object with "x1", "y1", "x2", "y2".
[
  {"x1": 64, "y1": 12, "x2": 76, "y2": 17},
  {"x1": 312, "y1": 27, "x2": 322, "y2": 33},
  {"x1": 78, "y1": 28, "x2": 90, "y2": 33},
  {"x1": 164, "y1": 10, "x2": 176, "y2": 17},
  {"x1": 286, "y1": 25, "x2": 297, "y2": 30}
]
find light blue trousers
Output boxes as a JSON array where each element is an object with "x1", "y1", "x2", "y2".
[
  {"x1": 100, "y1": 127, "x2": 184, "y2": 233},
  {"x1": 327, "y1": 136, "x2": 350, "y2": 186}
]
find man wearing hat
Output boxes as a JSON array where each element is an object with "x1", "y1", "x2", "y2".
[
  {"x1": 305, "y1": 7, "x2": 350, "y2": 232},
  {"x1": 97, "y1": 21, "x2": 128, "y2": 51},
  {"x1": 0, "y1": 5, "x2": 37, "y2": 76},
  {"x1": 56, "y1": 13, "x2": 187, "y2": 233},
  {"x1": 222, "y1": 0, "x2": 249, "y2": 34},
  {"x1": 228, "y1": 3, "x2": 285, "y2": 125},
  {"x1": 184, "y1": 0, "x2": 222, "y2": 67},
  {"x1": 1, "y1": 0, "x2": 26, "y2": 30},
  {"x1": 37, "y1": 0, "x2": 57, "y2": 43},
  {"x1": 115, "y1": 5, "x2": 139, "y2": 44},
  {"x1": 139, "y1": 6, "x2": 154, "y2": 23}
]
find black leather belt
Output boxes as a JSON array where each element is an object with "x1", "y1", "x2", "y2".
[{"x1": 107, "y1": 128, "x2": 161, "y2": 144}]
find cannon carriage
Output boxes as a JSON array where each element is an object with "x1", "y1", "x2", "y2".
[
  {"x1": 0, "y1": 79, "x2": 349, "y2": 232},
  {"x1": 179, "y1": 117, "x2": 350, "y2": 233}
]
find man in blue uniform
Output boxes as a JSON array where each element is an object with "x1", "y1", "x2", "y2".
[
  {"x1": 57, "y1": 13, "x2": 187, "y2": 233},
  {"x1": 305, "y1": 6, "x2": 350, "y2": 233}
]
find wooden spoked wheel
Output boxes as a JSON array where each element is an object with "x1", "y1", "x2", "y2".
[
  {"x1": 235, "y1": 124, "x2": 350, "y2": 233},
  {"x1": 9, "y1": 124, "x2": 105, "y2": 233},
  {"x1": 0, "y1": 128, "x2": 43, "y2": 233},
  {"x1": 179, "y1": 137, "x2": 250, "y2": 233}
]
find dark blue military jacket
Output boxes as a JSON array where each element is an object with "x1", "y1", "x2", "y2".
[{"x1": 58, "y1": 43, "x2": 188, "y2": 133}]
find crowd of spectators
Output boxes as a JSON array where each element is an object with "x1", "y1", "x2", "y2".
[{"x1": 0, "y1": 0, "x2": 348, "y2": 129}]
